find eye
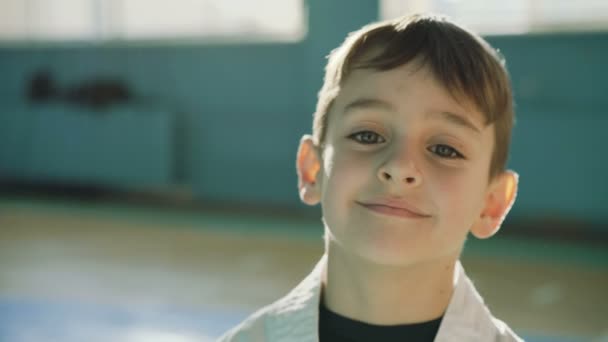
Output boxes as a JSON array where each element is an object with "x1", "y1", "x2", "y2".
[
  {"x1": 348, "y1": 131, "x2": 386, "y2": 145},
  {"x1": 428, "y1": 144, "x2": 465, "y2": 159}
]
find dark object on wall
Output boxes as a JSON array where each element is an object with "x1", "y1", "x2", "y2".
[
  {"x1": 27, "y1": 69, "x2": 57, "y2": 102},
  {"x1": 26, "y1": 68, "x2": 133, "y2": 110},
  {"x1": 64, "y1": 79, "x2": 132, "y2": 110}
]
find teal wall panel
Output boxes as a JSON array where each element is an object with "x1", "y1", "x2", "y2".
[{"x1": 0, "y1": 2, "x2": 606, "y2": 223}]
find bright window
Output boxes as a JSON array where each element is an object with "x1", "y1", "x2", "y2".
[
  {"x1": 0, "y1": 0, "x2": 306, "y2": 43},
  {"x1": 380, "y1": 0, "x2": 608, "y2": 35}
]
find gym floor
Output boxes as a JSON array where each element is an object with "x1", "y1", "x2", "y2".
[{"x1": 1, "y1": 196, "x2": 607, "y2": 342}]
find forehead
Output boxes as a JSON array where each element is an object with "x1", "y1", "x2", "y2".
[{"x1": 332, "y1": 62, "x2": 487, "y2": 128}]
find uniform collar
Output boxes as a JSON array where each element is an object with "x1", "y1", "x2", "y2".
[{"x1": 267, "y1": 254, "x2": 505, "y2": 341}]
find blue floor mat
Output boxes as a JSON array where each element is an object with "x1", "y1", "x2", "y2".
[
  {"x1": 0, "y1": 298, "x2": 588, "y2": 342},
  {"x1": 0, "y1": 298, "x2": 247, "y2": 342}
]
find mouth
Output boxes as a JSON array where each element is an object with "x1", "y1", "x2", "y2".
[{"x1": 356, "y1": 201, "x2": 431, "y2": 219}]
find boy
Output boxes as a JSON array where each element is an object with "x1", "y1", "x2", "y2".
[{"x1": 219, "y1": 13, "x2": 521, "y2": 342}]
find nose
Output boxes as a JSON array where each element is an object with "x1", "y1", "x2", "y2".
[{"x1": 377, "y1": 147, "x2": 422, "y2": 187}]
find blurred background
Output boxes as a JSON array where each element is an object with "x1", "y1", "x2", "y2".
[{"x1": 0, "y1": 0, "x2": 607, "y2": 341}]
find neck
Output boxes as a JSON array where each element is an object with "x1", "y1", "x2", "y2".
[{"x1": 321, "y1": 243, "x2": 458, "y2": 325}]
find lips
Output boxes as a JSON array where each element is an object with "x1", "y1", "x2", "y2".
[{"x1": 356, "y1": 198, "x2": 431, "y2": 219}]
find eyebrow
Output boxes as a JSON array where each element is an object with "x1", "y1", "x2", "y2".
[
  {"x1": 343, "y1": 97, "x2": 481, "y2": 135},
  {"x1": 426, "y1": 111, "x2": 481, "y2": 135},
  {"x1": 343, "y1": 98, "x2": 396, "y2": 115}
]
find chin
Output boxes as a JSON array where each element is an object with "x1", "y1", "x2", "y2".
[{"x1": 352, "y1": 241, "x2": 430, "y2": 267}]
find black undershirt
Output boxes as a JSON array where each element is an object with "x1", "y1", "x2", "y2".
[{"x1": 318, "y1": 301, "x2": 443, "y2": 342}]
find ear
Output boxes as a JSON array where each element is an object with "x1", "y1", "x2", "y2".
[
  {"x1": 296, "y1": 135, "x2": 322, "y2": 205},
  {"x1": 470, "y1": 170, "x2": 518, "y2": 239}
]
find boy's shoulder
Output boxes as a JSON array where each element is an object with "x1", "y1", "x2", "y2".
[
  {"x1": 217, "y1": 256, "x2": 523, "y2": 342},
  {"x1": 216, "y1": 304, "x2": 272, "y2": 342},
  {"x1": 216, "y1": 256, "x2": 326, "y2": 342},
  {"x1": 435, "y1": 261, "x2": 523, "y2": 342}
]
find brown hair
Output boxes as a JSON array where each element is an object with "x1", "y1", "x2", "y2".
[{"x1": 312, "y1": 14, "x2": 514, "y2": 180}]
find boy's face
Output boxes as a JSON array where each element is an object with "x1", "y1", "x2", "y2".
[{"x1": 297, "y1": 61, "x2": 517, "y2": 266}]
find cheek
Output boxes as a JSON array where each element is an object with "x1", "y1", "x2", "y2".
[
  {"x1": 431, "y1": 168, "x2": 486, "y2": 223},
  {"x1": 321, "y1": 148, "x2": 372, "y2": 217},
  {"x1": 324, "y1": 143, "x2": 371, "y2": 181}
]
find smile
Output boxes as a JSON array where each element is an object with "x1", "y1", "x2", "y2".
[{"x1": 356, "y1": 202, "x2": 431, "y2": 219}]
